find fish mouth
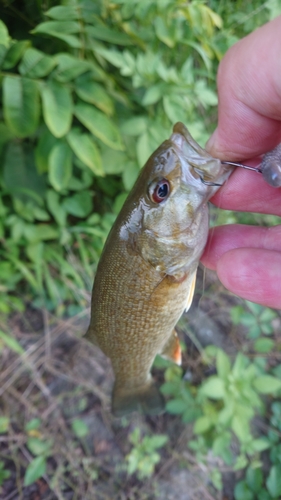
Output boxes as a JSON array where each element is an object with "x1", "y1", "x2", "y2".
[{"x1": 170, "y1": 122, "x2": 223, "y2": 183}]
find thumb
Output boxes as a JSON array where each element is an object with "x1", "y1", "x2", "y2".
[{"x1": 206, "y1": 15, "x2": 281, "y2": 161}]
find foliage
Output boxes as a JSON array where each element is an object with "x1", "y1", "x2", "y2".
[
  {"x1": 0, "y1": 0, "x2": 277, "y2": 314},
  {"x1": 231, "y1": 301, "x2": 278, "y2": 340},
  {"x1": 163, "y1": 345, "x2": 281, "y2": 489},
  {"x1": 235, "y1": 402, "x2": 281, "y2": 500},
  {"x1": 23, "y1": 417, "x2": 53, "y2": 486},
  {"x1": 0, "y1": 461, "x2": 10, "y2": 486},
  {"x1": 125, "y1": 427, "x2": 168, "y2": 479}
]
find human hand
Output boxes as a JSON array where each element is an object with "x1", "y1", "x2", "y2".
[{"x1": 201, "y1": 16, "x2": 281, "y2": 309}]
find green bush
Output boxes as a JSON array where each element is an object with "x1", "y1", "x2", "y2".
[{"x1": 0, "y1": 0, "x2": 275, "y2": 314}]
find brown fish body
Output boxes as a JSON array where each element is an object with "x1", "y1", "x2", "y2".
[{"x1": 86, "y1": 123, "x2": 233, "y2": 416}]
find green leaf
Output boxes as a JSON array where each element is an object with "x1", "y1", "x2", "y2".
[
  {"x1": 0, "y1": 416, "x2": 9, "y2": 433},
  {"x1": 40, "y1": 80, "x2": 73, "y2": 138},
  {"x1": 195, "y1": 80, "x2": 218, "y2": 107},
  {"x1": 260, "y1": 308, "x2": 277, "y2": 322},
  {"x1": 230, "y1": 305, "x2": 244, "y2": 325},
  {"x1": 45, "y1": 5, "x2": 79, "y2": 20},
  {"x1": 122, "y1": 162, "x2": 139, "y2": 190},
  {"x1": 85, "y1": 25, "x2": 133, "y2": 45},
  {"x1": 2, "y1": 40, "x2": 30, "y2": 69},
  {"x1": 232, "y1": 353, "x2": 249, "y2": 377},
  {"x1": 54, "y1": 53, "x2": 90, "y2": 82},
  {"x1": 142, "y1": 84, "x2": 163, "y2": 106},
  {"x1": 216, "y1": 350, "x2": 231, "y2": 379},
  {"x1": 234, "y1": 454, "x2": 248, "y2": 471},
  {"x1": 194, "y1": 416, "x2": 212, "y2": 434},
  {"x1": 7, "y1": 256, "x2": 38, "y2": 289},
  {"x1": 254, "y1": 338, "x2": 274, "y2": 353},
  {"x1": 257, "y1": 489, "x2": 272, "y2": 500},
  {"x1": 102, "y1": 149, "x2": 127, "y2": 175},
  {"x1": 261, "y1": 323, "x2": 274, "y2": 335},
  {"x1": 113, "y1": 192, "x2": 127, "y2": 214},
  {"x1": 148, "y1": 434, "x2": 168, "y2": 449},
  {"x1": 49, "y1": 142, "x2": 72, "y2": 191},
  {"x1": 200, "y1": 377, "x2": 225, "y2": 399},
  {"x1": 163, "y1": 95, "x2": 188, "y2": 124},
  {"x1": 0, "y1": 45, "x2": 7, "y2": 68},
  {"x1": 0, "y1": 330, "x2": 24, "y2": 355},
  {"x1": 3, "y1": 141, "x2": 46, "y2": 200},
  {"x1": 67, "y1": 129, "x2": 103, "y2": 176},
  {"x1": 25, "y1": 418, "x2": 41, "y2": 432},
  {"x1": 266, "y1": 465, "x2": 281, "y2": 497},
  {"x1": 0, "y1": 20, "x2": 10, "y2": 47},
  {"x1": 24, "y1": 456, "x2": 46, "y2": 486},
  {"x1": 24, "y1": 224, "x2": 58, "y2": 243},
  {"x1": 32, "y1": 20, "x2": 82, "y2": 47},
  {"x1": 75, "y1": 75, "x2": 114, "y2": 115},
  {"x1": 95, "y1": 47, "x2": 125, "y2": 68},
  {"x1": 136, "y1": 132, "x2": 152, "y2": 167},
  {"x1": 232, "y1": 416, "x2": 250, "y2": 443},
  {"x1": 71, "y1": 418, "x2": 89, "y2": 438},
  {"x1": 75, "y1": 103, "x2": 123, "y2": 150},
  {"x1": 0, "y1": 122, "x2": 12, "y2": 156},
  {"x1": 166, "y1": 399, "x2": 186, "y2": 414},
  {"x1": 62, "y1": 191, "x2": 92, "y2": 217},
  {"x1": 254, "y1": 376, "x2": 281, "y2": 394},
  {"x1": 121, "y1": 117, "x2": 147, "y2": 136},
  {"x1": 32, "y1": 20, "x2": 80, "y2": 35},
  {"x1": 245, "y1": 467, "x2": 263, "y2": 493},
  {"x1": 35, "y1": 129, "x2": 58, "y2": 174},
  {"x1": 248, "y1": 325, "x2": 262, "y2": 339},
  {"x1": 155, "y1": 17, "x2": 175, "y2": 48},
  {"x1": 19, "y1": 48, "x2": 56, "y2": 78},
  {"x1": 27, "y1": 437, "x2": 52, "y2": 456},
  {"x1": 234, "y1": 481, "x2": 254, "y2": 500},
  {"x1": 251, "y1": 438, "x2": 270, "y2": 452},
  {"x1": 46, "y1": 190, "x2": 66, "y2": 226},
  {"x1": 3, "y1": 76, "x2": 40, "y2": 137}
]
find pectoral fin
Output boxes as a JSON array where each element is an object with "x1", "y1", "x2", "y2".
[
  {"x1": 160, "y1": 329, "x2": 182, "y2": 365},
  {"x1": 185, "y1": 271, "x2": 196, "y2": 312}
]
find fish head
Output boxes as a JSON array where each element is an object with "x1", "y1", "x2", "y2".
[{"x1": 119, "y1": 122, "x2": 233, "y2": 277}]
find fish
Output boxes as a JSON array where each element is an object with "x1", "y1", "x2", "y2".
[{"x1": 85, "y1": 122, "x2": 234, "y2": 417}]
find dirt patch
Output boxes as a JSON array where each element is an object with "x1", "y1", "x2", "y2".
[{"x1": 0, "y1": 269, "x2": 262, "y2": 499}]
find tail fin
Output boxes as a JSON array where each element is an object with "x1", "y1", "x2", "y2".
[{"x1": 112, "y1": 381, "x2": 165, "y2": 418}]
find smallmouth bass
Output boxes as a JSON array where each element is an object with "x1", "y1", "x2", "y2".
[{"x1": 86, "y1": 122, "x2": 233, "y2": 417}]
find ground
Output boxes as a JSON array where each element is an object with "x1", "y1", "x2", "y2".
[{"x1": 0, "y1": 266, "x2": 275, "y2": 500}]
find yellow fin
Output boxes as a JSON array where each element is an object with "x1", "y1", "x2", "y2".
[
  {"x1": 161, "y1": 329, "x2": 182, "y2": 365},
  {"x1": 112, "y1": 381, "x2": 165, "y2": 417},
  {"x1": 185, "y1": 272, "x2": 196, "y2": 312}
]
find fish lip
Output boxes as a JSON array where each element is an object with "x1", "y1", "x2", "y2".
[
  {"x1": 170, "y1": 122, "x2": 223, "y2": 185},
  {"x1": 172, "y1": 122, "x2": 209, "y2": 158}
]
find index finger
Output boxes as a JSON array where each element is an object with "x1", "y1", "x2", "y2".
[{"x1": 211, "y1": 167, "x2": 281, "y2": 216}]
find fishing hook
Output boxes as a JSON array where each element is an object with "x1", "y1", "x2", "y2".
[
  {"x1": 221, "y1": 160, "x2": 262, "y2": 173},
  {"x1": 199, "y1": 175, "x2": 223, "y2": 187}
]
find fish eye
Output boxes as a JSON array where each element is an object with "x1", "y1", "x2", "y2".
[{"x1": 150, "y1": 179, "x2": 170, "y2": 203}]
